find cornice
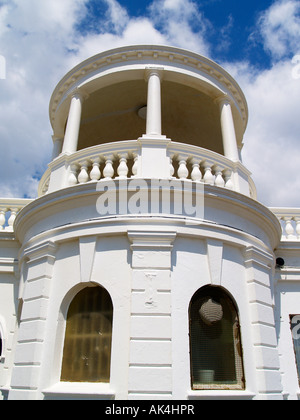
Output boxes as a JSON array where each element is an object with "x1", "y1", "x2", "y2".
[
  {"x1": 49, "y1": 45, "x2": 248, "y2": 130},
  {"x1": 14, "y1": 179, "x2": 281, "y2": 250}
]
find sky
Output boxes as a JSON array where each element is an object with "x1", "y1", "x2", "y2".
[{"x1": 0, "y1": 0, "x2": 300, "y2": 208}]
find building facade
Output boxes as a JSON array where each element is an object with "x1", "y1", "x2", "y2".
[{"x1": 0, "y1": 45, "x2": 300, "y2": 400}]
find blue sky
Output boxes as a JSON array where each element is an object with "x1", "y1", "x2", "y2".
[
  {"x1": 115, "y1": 0, "x2": 276, "y2": 65},
  {"x1": 0, "y1": 0, "x2": 300, "y2": 207}
]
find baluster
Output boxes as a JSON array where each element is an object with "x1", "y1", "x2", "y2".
[
  {"x1": 213, "y1": 165, "x2": 225, "y2": 187},
  {"x1": 223, "y1": 169, "x2": 234, "y2": 190},
  {"x1": 0, "y1": 209, "x2": 6, "y2": 230},
  {"x1": 294, "y1": 217, "x2": 300, "y2": 239},
  {"x1": 103, "y1": 155, "x2": 115, "y2": 180},
  {"x1": 7, "y1": 208, "x2": 18, "y2": 232},
  {"x1": 90, "y1": 158, "x2": 101, "y2": 181},
  {"x1": 78, "y1": 160, "x2": 90, "y2": 184},
  {"x1": 42, "y1": 179, "x2": 50, "y2": 195},
  {"x1": 191, "y1": 159, "x2": 202, "y2": 182},
  {"x1": 169, "y1": 156, "x2": 175, "y2": 178},
  {"x1": 117, "y1": 153, "x2": 129, "y2": 179},
  {"x1": 283, "y1": 217, "x2": 295, "y2": 239},
  {"x1": 202, "y1": 161, "x2": 215, "y2": 185},
  {"x1": 69, "y1": 164, "x2": 78, "y2": 186},
  {"x1": 177, "y1": 156, "x2": 189, "y2": 180},
  {"x1": 131, "y1": 155, "x2": 138, "y2": 178}
]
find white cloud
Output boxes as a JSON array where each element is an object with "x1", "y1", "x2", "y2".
[
  {"x1": 0, "y1": 0, "x2": 299, "y2": 210},
  {"x1": 149, "y1": 0, "x2": 211, "y2": 56},
  {"x1": 104, "y1": 0, "x2": 129, "y2": 34},
  {"x1": 228, "y1": 59, "x2": 300, "y2": 207},
  {"x1": 0, "y1": 0, "x2": 88, "y2": 198},
  {"x1": 257, "y1": 0, "x2": 300, "y2": 60},
  {"x1": 71, "y1": 18, "x2": 167, "y2": 67}
]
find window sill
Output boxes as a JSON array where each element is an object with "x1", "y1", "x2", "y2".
[
  {"x1": 187, "y1": 390, "x2": 256, "y2": 400},
  {"x1": 43, "y1": 382, "x2": 115, "y2": 400}
]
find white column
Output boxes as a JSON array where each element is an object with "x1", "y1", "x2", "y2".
[
  {"x1": 51, "y1": 136, "x2": 63, "y2": 160},
  {"x1": 218, "y1": 96, "x2": 239, "y2": 162},
  {"x1": 145, "y1": 68, "x2": 163, "y2": 137},
  {"x1": 62, "y1": 91, "x2": 83, "y2": 154}
]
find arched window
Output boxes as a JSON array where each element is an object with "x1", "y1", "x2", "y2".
[
  {"x1": 61, "y1": 286, "x2": 113, "y2": 383},
  {"x1": 189, "y1": 286, "x2": 244, "y2": 390},
  {"x1": 0, "y1": 324, "x2": 4, "y2": 363}
]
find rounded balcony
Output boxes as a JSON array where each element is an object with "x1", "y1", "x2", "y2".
[{"x1": 39, "y1": 45, "x2": 255, "y2": 199}]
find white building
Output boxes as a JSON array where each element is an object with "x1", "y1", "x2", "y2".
[{"x1": 0, "y1": 45, "x2": 300, "y2": 401}]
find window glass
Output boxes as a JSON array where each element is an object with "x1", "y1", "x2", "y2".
[
  {"x1": 61, "y1": 286, "x2": 113, "y2": 383},
  {"x1": 290, "y1": 315, "x2": 300, "y2": 384},
  {"x1": 189, "y1": 286, "x2": 245, "y2": 390}
]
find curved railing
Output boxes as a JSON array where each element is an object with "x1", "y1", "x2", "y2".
[
  {"x1": 0, "y1": 199, "x2": 33, "y2": 232},
  {"x1": 270, "y1": 208, "x2": 300, "y2": 241},
  {"x1": 167, "y1": 142, "x2": 256, "y2": 198},
  {"x1": 39, "y1": 140, "x2": 257, "y2": 200}
]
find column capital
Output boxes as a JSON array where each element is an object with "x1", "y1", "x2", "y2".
[
  {"x1": 144, "y1": 66, "x2": 164, "y2": 82},
  {"x1": 69, "y1": 88, "x2": 89, "y2": 102},
  {"x1": 214, "y1": 94, "x2": 232, "y2": 107}
]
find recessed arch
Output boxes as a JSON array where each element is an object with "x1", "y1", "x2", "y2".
[{"x1": 60, "y1": 284, "x2": 113, "y2": 383}]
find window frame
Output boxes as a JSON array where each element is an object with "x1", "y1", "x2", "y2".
[
  {"x1": 189, "y1": 286, "x2": 245, "y2": 391},
  {"x1": 290, "y1": 314, "x2": 300, "y2": 386},
  {"x1": 60, "y1": 285, "x2": 114, "y2": 384},
  {"x1": 0, "y1": 322, "x2": 5, "y2": 364}
]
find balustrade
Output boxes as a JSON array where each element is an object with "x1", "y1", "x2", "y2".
[
  {"x1": 0, "y1": 199, "x2": 32, "y2": 232},
  {"x1": 68, "y1": 152, "x2": 137, "y2": 186},
  {"x1": 168, "y1": 147, "x2": 234, "y2": 190},
  {"x1": 270, "y1": 208, "x2": 300, "y2": 241},
  {"x1": 38, "y1": 140, "x2": 256, "y2": 199}
]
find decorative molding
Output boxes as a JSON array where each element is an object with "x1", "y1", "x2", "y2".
[
  {"x1": 207, "y1": 239, "x2": 223, "y2": 286},
  {"x1": 128, "y1": 231, "x2": 176, "y2": 269},
  {"x1": 0, "y1": 257, "x2": 18, "y2": 274},
  {"x1": 243, "y1": 246, "x2": 274, "y2": 270},
  {"x1": 22, "y1": 241, "x2": 58, "y2": 263},
  {"x1": 49, "y1": 45, "x2": 248, "y2": 128},
  {"x1": 128, "y1": 231, "x2": 176, "y2": 250},
  {"x1": 79, "y1": 236, "x2": 96, "y2": 284}
]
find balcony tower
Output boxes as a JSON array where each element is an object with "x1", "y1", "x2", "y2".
[{"x1": 8, "y1": 46, "x2": 283, "y2": 400}]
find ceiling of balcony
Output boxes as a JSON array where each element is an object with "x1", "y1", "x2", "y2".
[{"x1": 77, "y1": 79, "x2": 224, "y2": 155}]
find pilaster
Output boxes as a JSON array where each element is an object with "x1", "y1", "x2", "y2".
[
  {"x1": 244, "y1": 246, "x2": 283, "y2": 399},
  {"x1": 127, "y1": 231, "x2": 176, "y2": 400},
  {"x1": 8, "y1": 241, "x2": 57, "y2": 400}
]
